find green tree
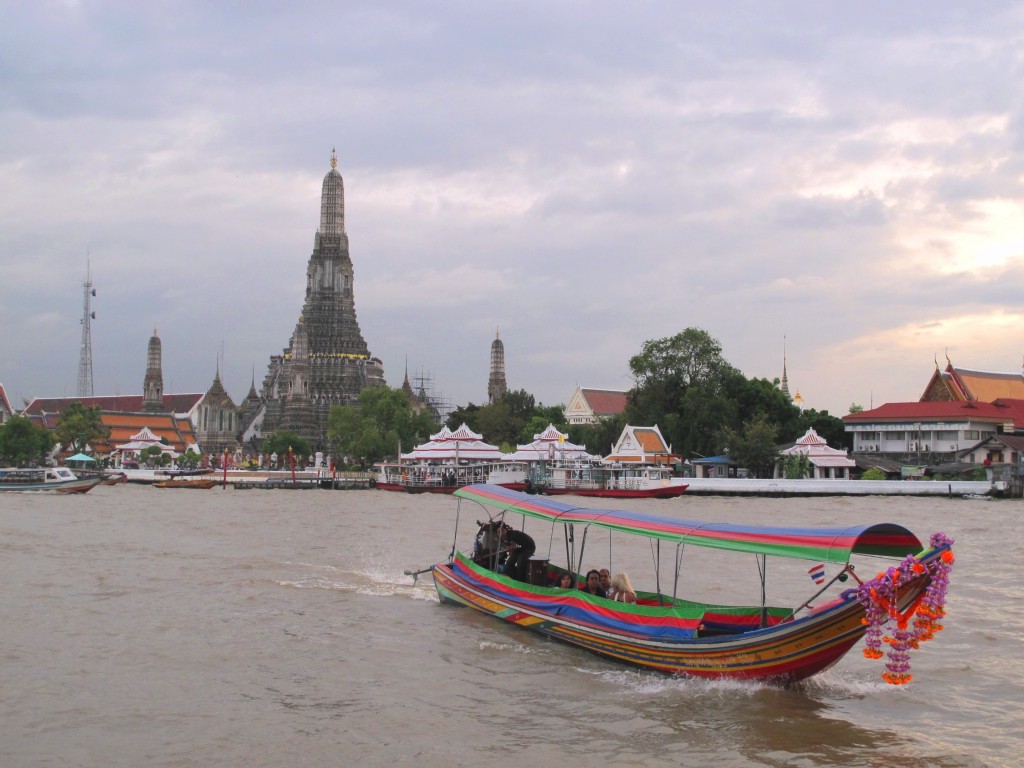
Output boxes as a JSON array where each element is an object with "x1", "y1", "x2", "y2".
[
  {"x1": 720, "y1": 416, "x2": 779, "y2": 478},
  {"x1": 848, "y1": 403, "x2": 865, "y2": 414},
  {"x1": 796, "y1": 409, "x2": 850, "y2": 450},
  {"x1": 860, "y1": 467, "x2": 886, "y2": 480},
  {"x1": 517, "y1": 413, "x2": 571, "y2": 445},
  {"x1": 626, "y1": 328, "x2": 740, "y2": 457},
  {"x1": 780, "y1": 454, "x2": 812, "y2": 479},
  {"x1": 446, "y1": 402, "x2": 482, "y2": 433},
  {"x1": 629, "y1": 328, "x2": 731, "y2": 391},
  {"x1": 177, "y1": 450, "x2": 201, "y2": 470},
  {"x1": 54, "y1": 402, "x2": 110, "y2": 453},
  {"x1": 262, "y1": 431, "x2": 312, "y2": 462},
  {"x1": 568, "y1": 413, "x2": 626, "y2": 457},
  {"x1": 445, "y1": 390, "x2": 561, "y2": 449},
  {"x1": 474, "y1": 400, "x2": 513, "y2": 446},
  {"x1": 328, "y1": 386, "x2": 437, "y2": 467},
  {"x1": 0, "y1": 415, "x2": 55, "y2": 466},
  {"x1": 724, "y1": 374, "x2": 802, "y2": 442},
  {"x1": 140, "y1": 445, "x2": 170, "y2": 467}
]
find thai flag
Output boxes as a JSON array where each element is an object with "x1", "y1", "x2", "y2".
[{"x1": 808, "y1": 563, "x2": 826, "y2": 585}]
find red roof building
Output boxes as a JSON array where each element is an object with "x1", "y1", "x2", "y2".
[
  {"x1": 843, "y1": 399, "x2": 1024, "y2": 460},
  {"x1": 563, "y1": 386, "x2": 628, "y2": 426}
]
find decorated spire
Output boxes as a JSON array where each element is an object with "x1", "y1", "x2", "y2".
[
  {"x1": 488, "y1": 327, "x2": 507, "y2": 404},
  {"x1": 780, "y1": 336, "x2": 791, "y2": 400},
  {"x1": 142, "y1": 327, "x2": 164, "y2": 413},
  {"x1": 319, "y1": 148, "x2": 345, "y2": 235}
]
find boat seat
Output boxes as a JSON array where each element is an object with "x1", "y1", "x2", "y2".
[{"x1": 527, "y1": 557, "x2": 549, "y2": 586}]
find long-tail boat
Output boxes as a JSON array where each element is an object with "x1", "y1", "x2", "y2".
[{"x1": 423, "y1": 484, "x2": 954, "y2": 685}]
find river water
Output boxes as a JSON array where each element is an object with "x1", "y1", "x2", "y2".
[{"x1": 1, "y1": 485, "x2": 1020, "y2": 768}]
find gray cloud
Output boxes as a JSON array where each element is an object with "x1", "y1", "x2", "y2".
[{"x1": 2, "y1": 1, "x2": 1023, "y2": 416}]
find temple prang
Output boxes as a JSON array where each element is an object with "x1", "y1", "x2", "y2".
[{"x1": 245, "y1": 151, "x2": 385, "y2": 450}]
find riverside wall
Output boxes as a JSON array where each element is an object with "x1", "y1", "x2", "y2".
[{"x1": 678, "y1": 477, "x2": 993, "y2": 497}]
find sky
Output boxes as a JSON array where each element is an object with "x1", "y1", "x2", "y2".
[{"x1": 2, "y1": 1, "x2": 1023, "y2": 417}]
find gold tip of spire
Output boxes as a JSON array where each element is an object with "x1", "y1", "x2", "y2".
[{"x1": 330, "y1": 147, "x2": 337, "y2": 169}]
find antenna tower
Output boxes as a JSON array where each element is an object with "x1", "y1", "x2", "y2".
[{"x1": 77, "y1": 261, "x2": 96, "y2": 397}]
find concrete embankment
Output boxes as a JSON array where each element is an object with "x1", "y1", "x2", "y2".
[
  {"x1": 117, "y1": 469, "x2": 374, "y2": 489},
  {"x1": 679, "y1": 477, "x2": 993, "y2": 497}
]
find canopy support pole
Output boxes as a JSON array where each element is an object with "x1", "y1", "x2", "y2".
[
  {"x1": 576, "y1": 526, "x2": 589, "y2": 577},
  {"x1": 654, "y1": 539, "x2": 663, "y2": 605},
  {"x1": 672, "y1": 542, "x2": 685, "y2": 603},
  {"x1": 758, "y1": 554, "x2": 768, "y2": 628}
]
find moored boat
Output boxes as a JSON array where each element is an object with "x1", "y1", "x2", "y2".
[
  {"x1": 423, "y1": 484, "x2": 955, "y2": 685},
  {"x1": 375, "y1": 461, "x2": 528, "y2": 494},
  {"x1": 0, "y1": 466, "x2": 104, "y2": 494},
  {"x1": 535, "y1": 462, "x2": 688, "y2": 499},
  {"x1": 153, "y1": 478, "x2": 218, "y2": 489},
  {"x1": 376, "y1": 423, "x2": 530, "y2": 493}
]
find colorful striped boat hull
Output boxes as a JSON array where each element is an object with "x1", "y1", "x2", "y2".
[{"x1": 432, "y1": 550, "x2": 940, "y2": 684}]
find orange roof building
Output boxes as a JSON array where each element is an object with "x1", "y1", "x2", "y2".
[
  {"x1": 604, "y1": 424, "x2": 679, "y2": 465},
  {"x1": 921, "y1": 358, "x2": 1024, "y2": 402},
  {"x1": 23, "y1": 394, "x2": 203, "y2": 457}
]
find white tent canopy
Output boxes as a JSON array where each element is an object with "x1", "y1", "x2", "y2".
[
  {"x1": 505, "y1": 423, "x2": 597, "y2": 463},
  {"x1": 401, "y1": 423, "x2": 505, "y2": 463}
]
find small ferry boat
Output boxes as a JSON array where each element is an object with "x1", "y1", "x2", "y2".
[
  {"x1": 0, "y1": 466, "x2": 104, "y2": 494},
  {"x1": 534, "y1": 461, "x2": 688, "y2": 499},
  {"x1": 375, "y1": 461, "x2": 528, "y2": 494},
  {"x1": 421, "y1": 484, "x2": 955, "y2": 685}
]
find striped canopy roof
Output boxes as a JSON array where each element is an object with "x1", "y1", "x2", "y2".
[{"x1": 454, "y1": 484, "x2": 924, "y2": 564}]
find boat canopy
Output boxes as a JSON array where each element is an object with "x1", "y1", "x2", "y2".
[{"x1": 454, "y1": 484, "x2": 924, "y2": 564}]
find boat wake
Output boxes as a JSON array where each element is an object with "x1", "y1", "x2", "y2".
[
  {"x1": 272, "y1": 560, "x2": 439, "y2": 602},
  {"x1": 478, "y1": 639, "x2": 544, "y2": 656},
  {"x1": 577, "y1": 666, "x2": 771, "y2": 696},
  {"x1": 798, "y1": 668, "x2": 908, "y2": 698}
]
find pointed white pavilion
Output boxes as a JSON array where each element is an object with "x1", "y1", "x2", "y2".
[
  {"x1": 776, "y1": 427, "x2": 857, "y2": 479},
  {"x1": 400, "y1": 423, "x2": 505, "y2": 463},
  {"x1": 505, "y1": 424, "x2": 598, "y2": 464}
]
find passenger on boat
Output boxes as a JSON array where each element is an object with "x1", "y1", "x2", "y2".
[
  {"x1": 609, "y1": 572, "x2": 637, "y2": 603},
  {"x1": 598, "y1": 569, "x2": 612, "y2": 596},
  {"x1": 582, "y1": 570, "x2": 606, "y2": 598},
  {"x1": 500, "y1": 524, "x2": 536, "y2": 582},
  {"x1": 555, "y1": 572, "x2": 575, "y2": 589}
]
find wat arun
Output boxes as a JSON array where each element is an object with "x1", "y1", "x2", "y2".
[{"x1": 247, "y1": 150, "x2": 385, "y2": 450}]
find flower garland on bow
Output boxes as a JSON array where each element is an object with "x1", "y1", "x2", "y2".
[{"x1": 855, "y1": 532, "x2": 955, "y2": 685}]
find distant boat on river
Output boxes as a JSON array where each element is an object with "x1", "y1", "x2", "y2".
[{"x1": 0, "y1": 466, "x2": 103, "y2": 494}]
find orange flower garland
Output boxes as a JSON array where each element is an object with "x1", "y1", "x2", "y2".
[{"x1": 856, "y1": 533, "x2": 954, "y2": 685}]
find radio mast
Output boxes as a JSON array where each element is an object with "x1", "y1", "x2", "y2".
[{"x1": 76, "y1": 260, "x2": 96, "y2": 397}]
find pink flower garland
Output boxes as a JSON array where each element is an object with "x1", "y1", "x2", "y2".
[{"x1": 856, "y1": 532, "x2": 955, "y2": 685}]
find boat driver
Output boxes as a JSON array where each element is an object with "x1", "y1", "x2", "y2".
[{"x1": 499, "y1": 523, "x2": 536, "y2": 582}]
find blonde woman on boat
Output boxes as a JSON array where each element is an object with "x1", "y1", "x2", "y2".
[{"x1": 610, "y1": 572, "x2": 637, "y2": 603}]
